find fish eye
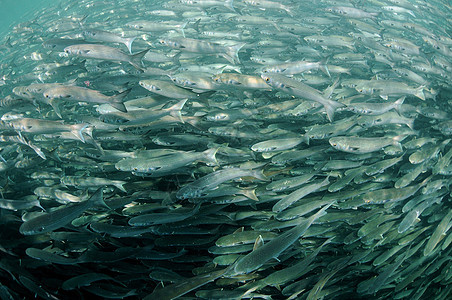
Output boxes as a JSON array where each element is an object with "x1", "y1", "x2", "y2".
[{"x1": 265, "y1": 77, "x2": 269, "y2": 82}]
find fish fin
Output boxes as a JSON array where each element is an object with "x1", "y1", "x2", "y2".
[
  {"x1": 393, "y1": 96, "x2": 406, "y2": 114},
  {"x1": 233, "y1": 227, "x2": 244, "y2": 234},
  {"x1": 129, "y1": 48, "x2": 150, "y2": 71},
  {"x1": 243, "y1": 188, "x2": 258, "y2": 201},
  {"x1": 48, "y1": 99, "x2": 62, "y2": 119},
  {"x1": 191, "y1": 19, "x2": 201, "y2": 33},
  {"x1": 202, "y1": 148, "x2": 219, "y2": 166},
  {"x1": 406, "y1": 118, "x2": 415, "y2": 130},
  {"x1": 71, "y1": 123, "x2": 89, "y2": 143},
  {"x1": 391, "y1": 134, "x2": 409, "y2": 149},
  {"x1": 28, "y1": 143, "x2": 46, "y2": 160},
  {"x1": 251, "y1": 168, "x2": 270, "y2": 181},
  {"x1": 113, "y1": 181, "x2": 127, "y2": 193},
  {"x1": 171, "y1": 51, "x2": 182, "y2": 66},
  {"x1": 180, "y1": 21, "x2": 188, "y2": 38},
  {"x1": 110, "y1": 88, "x2": 131, "y2": 112},
  {"x1": 167, "y1": 99, "x2": 187, "y2": 123},
  {"x1": 415, "y1": 86, "x2": 425, "y2": 100},
  {"x1": 253, "y1": 235, "x2": 264, "y2": 251},
  {"x1": 311, "y1": 201, "x2": 334, "y2": 221},
  {"x1": 323, "y1": 77, "x2": 339, "y2": 99},
  {"x1": 124, "y1": 36, "x2": 137, "y2": 54},
  {"x1": 90, "y1": 188, "x2": 110, "y2": 209},
  {"x1": 225, "y1": 42, "x2": 246, "y2": 65},
  {"x1": 324, "y1": 100, "x2": 345, "y2": 122},
  {"x1": 225, "y1": 0, "x2": 236, "y2": 12},
  {"x1": 320, "y1": 57, "x2": 331, "y2": 77},
  {"x1": 78, "y1": 15, "x2": 88, "y2": 28}
]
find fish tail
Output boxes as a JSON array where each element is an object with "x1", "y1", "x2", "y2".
[
  {"x1": 225, "y1": 0, "x2": 236, "y2": 12},
  {"x1": 203, "y1": 147, "x2": 219, "y2": 166},
  {"x1": 91, "y1": 188, "x2": 110, "y2": 209},
  {"x1": 110, "y1": 88, "x2": 131, "y2": 113},
  {"x1": 311, "y1": 201, "x2": 334, "y2": 220},
  {"x1": 49, "y1": 99, "x2": 62, "y2": 119},
  {"x1": 251, "y1": 169, "x2": 269, "y2": 182},
  {"x1": 406, "y1": 118, "x2": 415, "y2": 130},
  {"x1": 113, "y1": 181, "x2": 127, "y2": 193},
  {"x1": 71, "y1": 123, "x2": 89, "y2": 143},
  {"x1": 180, "y1": 21, "x2": 188, "y2": 38},
  {"x1": 319, "y1": 57, "x2": 331, "y2": 77},
  {"x1": 284, "y1": 5, "x2": 294, "y2": 17},
  {"x1": 393, "y1": 96, "x2": 406, "y2": 113},
  {"x1": 190, "y1": 19, "x2": 201, "y2": 33},
  {"x1": 392, "y1": 134, "x2": 409, "y2": 146},
  {"x1": 225, "y1": 42, "x2": 246, "y2": 64},
  {"x1": 129, "y1": 48, "x2": 150, "y2": 71},
  {"x1": 124, "y1": 36, "x2": 137, "y2": 54},
  {"x1": 28, "y1": 143, "x2": 46, "y2": 160},
  {"x1": 324, "y1": 100, "x2": 344, "y2": 122},
  {"x1": 168, "y1": 99, "x2": 187, "y2": 123},
  {"x1": 415, "y1": 86, "x2": 425, "y2": 100},
  {"x1": 243, "y1": 188, "x2": 258, "y2": 201}
]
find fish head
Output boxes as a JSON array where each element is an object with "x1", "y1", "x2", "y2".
[
  {"x1": 126, "y1": 22, "x2": 144, "y2": 30},
  {"x1": 205, "y1": 112, "x2": 229, "y2": 122},
  {"x1": 63, "y1": 46, "x2": 90, "y2": 56}
]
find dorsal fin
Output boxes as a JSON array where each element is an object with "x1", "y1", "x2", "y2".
[
  {"x1": 253, "y1": 235, "x2": 264, "y2": 251},
  {"x1": 233, "y1": 227, "x2": 244, "y2": 234}
]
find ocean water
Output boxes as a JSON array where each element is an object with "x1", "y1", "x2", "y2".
[
  {"x1": 0, "y1": 0, "x2": 57, "y2": 38},
  {"x1": 0, "y1": 0, "x2": 451, "y2": 299}
]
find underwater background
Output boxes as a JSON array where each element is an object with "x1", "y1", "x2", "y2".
[{"x1": 0, "y1": 0, "x2": 451, "y2": 299}]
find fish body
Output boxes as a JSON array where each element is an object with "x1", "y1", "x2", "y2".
[
  {"x1": 64, "y1": 44, "x2": 148, "y2": 70},
  {"x1": 329, "y1": 135, "x2": 406, "y2": 154},
  {"x1": 19, "y1": 189, "x2": 106, "y2": 235},
  {"x1": 261, "y1": 73, "x2": 344, "y2": 122}
]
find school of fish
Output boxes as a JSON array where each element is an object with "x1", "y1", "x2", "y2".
[{"x1": 0, "y1": 0, "x2": 451, "y2": 299}]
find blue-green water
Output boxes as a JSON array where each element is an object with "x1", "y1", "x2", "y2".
[
  {"x1": 0, "y1": 0, "x2": 451, "y2": 299},
  {"x1": 0, "y1": 0, "x2": 56, "y2": 38}
]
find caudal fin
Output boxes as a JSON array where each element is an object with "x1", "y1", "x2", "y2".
[
  {"x1": 129, "y1": 48, "x2": 150, "y2": 71},
  {"x1": 415, "y1": 86, "x2": 425, "y2": 100},
  {"x1": 224, "y1": 0, "x2": 236, "y2": 12},
  {"x1": 167, "y1": 99, "x2": 187, "y2": 123},
  {"x1": 113, "y1": 181, "x2": 127, "y2": 193},
  {"x1": 124, "y1": 36, "x2": 137, "y2": 54},
  {"x1": 90, "y1": 188, "x2": 110, "y2": 209},
  {"x1": 324, "y1": 99, "x2": 345, "y2": 122},
  {"x1": 225, "y1": 42, "x2": 246, "y2": 65},
  {"x1": 202, "y1": 148, "x2": 219, "y2": 166},
  {"x1": 393, "y1": 96, "x2": 405, "y2": 114},
  {"x1": 110, "y1": 88, "x2": 131, "y2": 113},
  {"x1": 71, "y1": 123, "x2": 89, "y2": 143}
]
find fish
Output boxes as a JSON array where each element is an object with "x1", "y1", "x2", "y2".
[
  {"x1": 43, "y1": 85, "x2": 131, "y2": 113},
  {"x1": 63, "y1": 44, "x2": 149, "y2": 71},
  {"x1": 0, "y1": 0, "x2": 451, "y2": 299},
  {"x1": 261, "y1": 73, "x2": 344, "y2": 122},
  {"x1": 19, "y1": 188, "x2": 107, "y2": 235},
  {"x1": 329, "y1": 135, "x2": 406, "y2": 154},
  {"x1": 226, "y1": 203, "x2": 332, "y2": 276},
  {"x1": 82, "y1": 29, "x2": 136, "y2": 54},
  {"x1": 159, "y1": 37, "x2": 245, "y2": 64},
  {"x1": 3, "y1": 118, "x2": 90, "y2": 142}
]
